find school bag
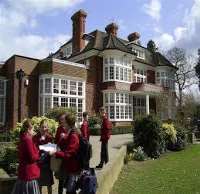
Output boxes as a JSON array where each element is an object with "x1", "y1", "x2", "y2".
[
  {"x1": 78, "y1": 168, "x2": 97, "y2": 194},
  {"x1": 77, "y1": 136, "x2": 92, "y2": 170},
  {"x1": 68, "y1": 129, "x2": 92, "y2": 170}
]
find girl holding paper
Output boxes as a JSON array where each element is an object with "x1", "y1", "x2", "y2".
[
  {"x1": 33, "y1": 119, "x2": 54, "y2": 194},
  {"x1": 12, "y1": 119, "x2": 40, "y2": 194}
]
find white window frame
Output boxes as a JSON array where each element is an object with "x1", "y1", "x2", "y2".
[
  {"x1": 133, "y1": 96, "x2": 146, "y2": 116},
  {"x1": 156, "y1": 71, "x2": 175, "y2": 90},
  {"x1": 133, "y1": 68, "x2": 147, "y2": 83},
  {"x1": 39, "y1": 74, "x2": 85, "y2": 121},
  {"x1": 103, "y1": 56, "x2": 132, "y2": 83},
  {"x1": 103, "y1": 91, "x2": 133, "y2": 121},
  {"x1": 0, "y1": 78, "x2": 6, "y2": 125},
  {"x1": 132, "y1": 48, "x2": 145, "y2": 60}
]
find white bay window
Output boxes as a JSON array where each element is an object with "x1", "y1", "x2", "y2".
[
  {"x1": 39, "y1": 75, "x2": 85, "y2": 121},
  {"x1": 133, "y1": 69, "x2": 147, "y2": 83},
  {"x1": 104, "y1": 92, "x2": 132, "y2": 121},
  {"x1": 103, "y1": 56, "x2": 132, "y2": 83}
]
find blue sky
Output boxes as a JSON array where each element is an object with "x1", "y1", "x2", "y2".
[{"x1": 0, "y1": 0, "x2": 199, "y2": 61}]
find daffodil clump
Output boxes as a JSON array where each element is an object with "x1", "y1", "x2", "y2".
[{"x1": 162, "y1": 123, "x2": 177, "y2": 143}]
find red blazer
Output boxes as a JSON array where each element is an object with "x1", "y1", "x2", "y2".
[
  {"x1": 80, "y1": 120, "x2": 90, "y2": 141},
  {"x1": 33, "y1": 132, "x2": 53, "y2": 148},
  {"x1": 55, "y1": 126, "x2": 68, "y2": 150},
  {"x1": 18, "y1": 132, "x2": 40, "y2": 181},
  {"x1": 100, "y1": 116, "x2": 111, "y2": 143},
  {"x1": 55, "y1": 131, "x2": 80, "y2": 174}
]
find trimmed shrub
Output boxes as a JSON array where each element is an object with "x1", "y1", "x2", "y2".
[
  {"x1": 133, "y1": 115, "x2": 164, "y2": 158},
  {"x1": 46, "y1": 107, "x2": 76, "y2": 121}
]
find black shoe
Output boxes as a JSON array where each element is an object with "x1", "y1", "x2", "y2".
[{"x1": 96, "y1": 163, "x2": 103, "y2": 169}]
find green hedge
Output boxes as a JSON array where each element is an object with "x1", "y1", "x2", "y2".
[{"x1": 90, "y1": 125, "x2": 133, "y2": 136}]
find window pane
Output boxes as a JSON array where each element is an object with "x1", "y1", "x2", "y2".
[
  {"x1": 104, "y1": 58, "x2": 108, "y2": 65},
  {"x1": 116, "y1": 106, "x2": 120, "y2": 119},
  {"x1": 44, "y1": 97, "x2": 51, "y2": 113},
  {"x1": 125, "y1": 106, "x2": 129, "y2": 119},
  {"x1": 120, "y1": 106, "x2": 125, "y2": 119},
  {"x1": 53, "y1": 79, "x2": 59, "y2": 93},
  {"x1": 120, "y1": 93, "x2": 124, "y2": 103},
  {"x1": 109, "y1": 66, "x2": 114, "y2": 80},
  {"x1": 61, "y1": 80, "x2": 68, "y2": 94},
  {"x1": 120, "y1": 68, "x2": 123, "y2": 80},
  {"x1": 70, "y1": 98, "x2": 76, "y2": 108},
  {"x1": 124, "y1": 68, "x2": 128, "y2": 81},
  {"x1": 53, "y1": 97, "x2": 59, "y2": 107},
  {"x1": 45, "y1": 78, "x2": 51, "y2": 93},
  {"x1": 105, "y1": 93, "x2": 109, "y2": 103},
  {"x1": 110, "y1": 57, "x2": 114, "y2": 64},
  {"x1": 110, "y1": 93, "x2": 114, "y2": 103},
  {"x1": 105, "y1": 67, "x2": 108, "y2": 80},
  {"x1": 116, "y1": 67, "x2": 119, "y2": 80},
  {"x1": 61, "y1": 97, "x2": 68, "y2": 107},
  {"x1": 78, "y1": 82, "x2": 83, "y2": 96},
  {"x1": 125, "y1": 94, "x2": 129, "y2": 103},
  {"x1": 110, "y1": 106, "x2": 115, "y2": 119},
  {"x1": 78, "y1": 99, "x2": 83, "y2": 122},
  {"x1": 70, "y1": 81, "x2": 77, "y2": 95},
  {"x1": 39, "y1": 79, "x2": 43, "y2": 94},
  {"x1": 116, "y1": 93, "x2": 119, "y2": 103}
]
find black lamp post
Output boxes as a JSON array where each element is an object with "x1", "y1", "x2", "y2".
[{"x1": 16, "y1": 69, "x2": 25, "y2": 122}]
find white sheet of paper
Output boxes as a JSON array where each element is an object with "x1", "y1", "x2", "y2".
[{"x1": 39, "y1": 143, "x2": 57, "y2": 152}]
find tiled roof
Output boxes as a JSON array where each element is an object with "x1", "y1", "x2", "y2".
[{"x1": 56, "y1": 29, "x2": 176, "y2": 69}]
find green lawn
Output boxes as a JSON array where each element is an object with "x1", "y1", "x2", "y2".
[{"x1": 111, "y1": 145, "x2": 200, "y2": 194}]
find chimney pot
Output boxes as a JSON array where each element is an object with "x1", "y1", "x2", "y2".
[
  {"x1": 128, "y1": 32, "x2": 140, "y2": 42},
  {"x1": 105, "y1": 23, "x2": 118, "y2": 36}
]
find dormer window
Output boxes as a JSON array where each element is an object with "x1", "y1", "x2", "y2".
[{"x1": 132, "y1": 48, "x2": 145, "y2": 60}]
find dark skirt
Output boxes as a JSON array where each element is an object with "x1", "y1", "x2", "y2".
[
  {"x1": 38, "y1": 163, "x2": 54, "y2": 186},
  {"x1": 12, "y1": 179, "x2": 40, "y2": 194}
]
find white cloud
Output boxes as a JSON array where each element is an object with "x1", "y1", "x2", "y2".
[
  {"x1": 155, "y1": 0, "x2": 200, "y2": 52},
  {"x1": 0, "y1": 0, "x2": 83, "y2": 61},
  {"x1": 7, "y1": 0, "x2": 84, "y2": 13},
  {"x1": 155, "y1": 33, "x2": 175, "y2": 51},
  {"x1": 143, "y1": 0, "x2": 161, "y2": 21}
]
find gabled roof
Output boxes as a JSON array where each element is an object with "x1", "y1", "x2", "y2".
[{"x1": 153, "y1": 52, "x2": 178, "y2": 69}]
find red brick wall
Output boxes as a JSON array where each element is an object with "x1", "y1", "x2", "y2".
[
  {"x1": 85, "y1": 56, "x2": 103, "y2": 116},
  {"x1": 4, "y1": 56, "x2": 39, "y2": 129},
  {"x1": 147, "y1": 70, "x2": 155, "y2": 84}
]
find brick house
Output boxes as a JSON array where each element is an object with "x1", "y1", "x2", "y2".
[{"x1": 0, "y1": 9, "x2": 177, "y2": 130}]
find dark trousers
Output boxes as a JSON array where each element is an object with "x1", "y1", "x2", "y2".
[
  {"x1": 58, "y1": 179, "x2": 64, "y2": 194},
  {"x1": 100, "y1": 141, "x2": 109, "y2": 164}
]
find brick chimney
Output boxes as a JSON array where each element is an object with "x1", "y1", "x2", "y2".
[
  {"x1": 71, "y1": 9, "x2": 87, "y2": 55},
  {"x1": 105, "y1": 23, "x2": 118, "y2": 36}
]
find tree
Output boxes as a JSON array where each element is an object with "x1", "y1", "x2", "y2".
[
  {"x1": 195, "y1": 49, "x2": 200, "y2": 90},
  {"x1": 147, "y1": 40, "x2": 158, "y2": 53},
  {"x1": 166, "y1": 47, "x2": 195, "y2": 109}
]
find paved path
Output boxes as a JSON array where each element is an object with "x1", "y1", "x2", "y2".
[
  {"x1": 51, "y1": 134, "x2": 133, "y2": 194},
  {"x1": 90, "y1": 134, "x2": 133, "y2": 168}
]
